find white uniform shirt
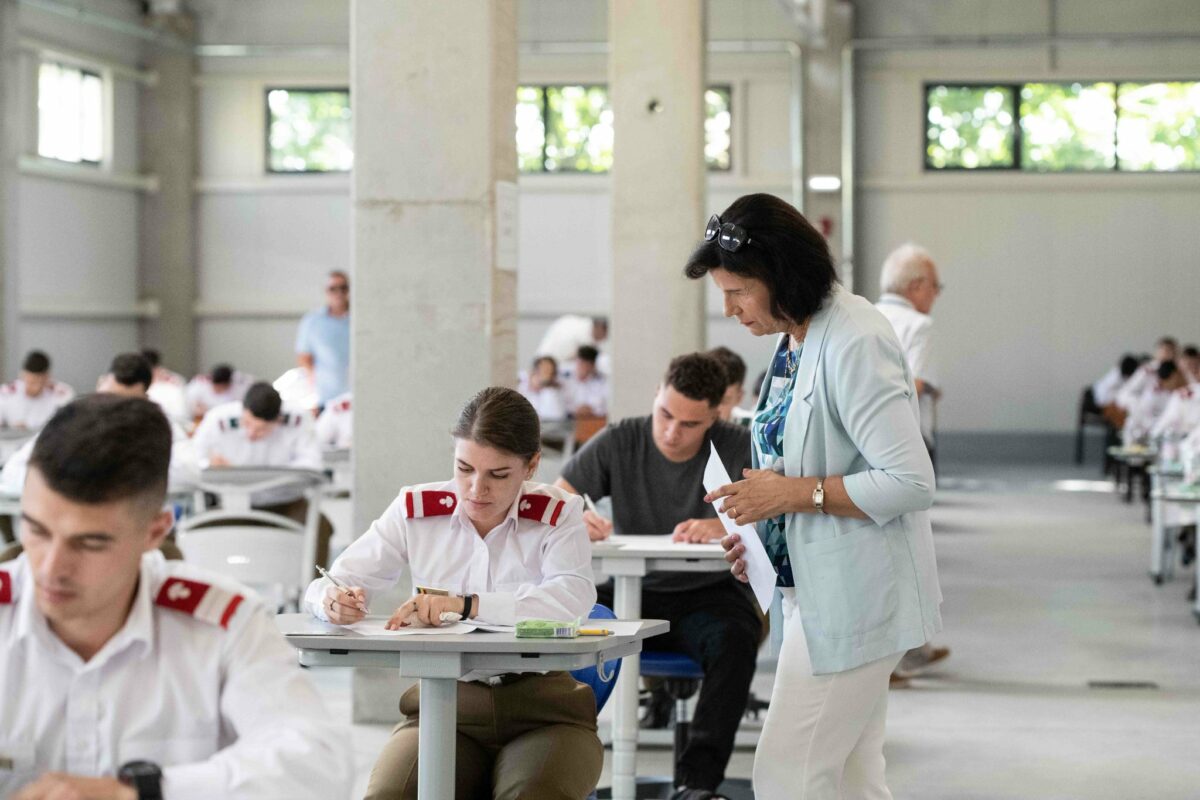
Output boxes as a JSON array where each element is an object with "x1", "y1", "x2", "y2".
[
  {"x1": 1, "y1": 418, "x2": 199, "y2": 496},
  {"x1": 304, "y1": 480, "x2": 595, "y2": 676},
  {"x1": 1150, "y1": 385, "x2": 1200, "y2": 440},
  {"x1": 0, "y1": 552, "x2": 352, "y2": 799},
  {"x1": 0, "y1": 380, "x2": 75, "y2": 430},
  {"x1": 191, "y1": 402, "x2": 321, "y2": 505},
  {"x1": 315, "y1": 392, "x2": 353, "y2": 449},
  {"x1": 148, "y1": 369, "x2": 189, "y2": 425},
  {"x1": 875, "y1": 293, "x2": 937, "y2": 441},
  {"x1": 564, "y1": 373, "x2": 609, "y2": 417},
  {"x1": 518, "y1": 381, "x2": 568, "y2": 422},
  {"x1": 184, "y1": 372, "x2": 253, "y2": 419},
  {"x1": 1123, "y1": 384, "x2": 1173, "y2": 443},
  {"x1": 1091, "y1": 367, "x2": 1125, "y2": 407},
  {"x1": 1115, "y1": 364, "x2": 1157, "y2": 411}
]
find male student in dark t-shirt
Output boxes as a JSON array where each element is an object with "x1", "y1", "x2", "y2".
[{"x1": 557, "y1": 352, "x2": 758, "y2": 800}]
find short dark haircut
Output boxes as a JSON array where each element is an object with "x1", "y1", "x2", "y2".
[
  {"x1": 29, "y1": 395, "x2": 170, "y2": 510},
  {"x1": 1119, "y1": 354, "x2": 1140, "y2": 378},
  {"x1": 1184, "y1": 345, "x2": 1200, "y2": 359},
  {"x1": 451, "y1": 386, "x2": 541, "y2": 462},
  {"x1": 141, "y1": 348, "x2": 162, "y2": 367},
  {"x1": 22, "y1": 350, "x2": 50, "y2": 374},
  {"x1": 663, "y1": 353, "x2": 728, "y2": 407},
  {"x1": 707, "y1": 346, "x2": 747, "y2": 389},
  {"x1": 211, "y1": 364, "x2": 234, "y2": 386},
  {"x1": 1157, "y1": 360, "x2": 1178, "y2": 381},
  {"x1": 684, "y1": 193, "x2": 837, "y2": 327},
  {"x1": 577, "y1": 345, "x2": 599, "y2": 364},
  {"x1": 109, "y1": 353, "x2": 153, "y2": 391},
  {"x1": 243, "y1": 382, "x2": 282, "y2": 421}
]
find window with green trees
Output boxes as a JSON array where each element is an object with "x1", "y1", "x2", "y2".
[
  {"x1": 266, "y1": 88, "x2": 353, "y2": 173},
  {"x1": 517, "y1": 84, "x2": 733, "y2": 173},
  {"x1": 927, "y1": 80, "x2": 1200, "y2": 172}
]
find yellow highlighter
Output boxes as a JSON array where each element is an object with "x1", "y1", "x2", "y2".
[{"x1": 578, "y1": 628, "x2": 613, "y2": 636}]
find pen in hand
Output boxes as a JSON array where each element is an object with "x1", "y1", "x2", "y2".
[{"x1": 316, "y1": 565, "x2": 368, "y2": 614}]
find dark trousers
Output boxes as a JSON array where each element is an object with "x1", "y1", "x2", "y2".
[{"x1": 596, "y1": 578, "x2": 760, "y2": 791}]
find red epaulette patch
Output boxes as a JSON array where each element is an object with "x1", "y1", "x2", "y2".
[
  {"x1": 336, "y1": 399, "x2": 351, "y2": 412},
  {"x1": 0, "y1": 570, "x2": 13, "y2": 604},
  {"x1": 155, "y1": 577, "x2": 243, "y2": 629},
  {"x1": 517, "y1": 494, "x2": 566, "y2": 526},
  {"x1": 405, "y1": 490, "x2": 457, "y2": 518}
]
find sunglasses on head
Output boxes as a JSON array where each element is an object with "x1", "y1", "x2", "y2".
[{"x1": 704, "y1": 214, "x2": 752, "y2": 253}]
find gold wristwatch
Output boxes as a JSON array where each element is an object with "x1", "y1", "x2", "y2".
[{"x1": 812, "y1": 478, "x2": 826, "y2": 515}]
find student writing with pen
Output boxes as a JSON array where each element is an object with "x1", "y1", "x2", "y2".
[{"x1": 302, "y1": 387, "x2": 600, "y2": 800}]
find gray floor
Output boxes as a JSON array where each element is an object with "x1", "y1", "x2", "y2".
[{"x1": 309, "y1": 458, "x2": 1200, "y2": 799}]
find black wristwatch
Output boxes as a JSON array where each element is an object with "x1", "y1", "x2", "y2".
[{"x1": 118, "y1": 760, "x2": 163, "y2": 800}]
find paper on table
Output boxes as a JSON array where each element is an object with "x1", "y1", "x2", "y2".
[
  {"x1": 346, "y1": 619, "x2": 479, "y2": 636},
  {"x1": 702, "y1": 441, "x2": 777, "y2": 613}
]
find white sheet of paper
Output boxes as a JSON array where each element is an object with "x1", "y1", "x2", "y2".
[
  {"x1": 702, "y1": 441, "x2": 778, "y2": 613},
  {"x1": 346, "y1": 619, "x2": 479, "y2": 636}
]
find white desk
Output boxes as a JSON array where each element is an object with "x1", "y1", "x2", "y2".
[
  {"x1": 1149, "y1": 485, "x2": 1200, "y2": 621},
  {"x1": 196, "y1": 466, "x2": 327, "y2": 514},
  {"x1": 1108, "y1": 446, "x2": 1157, "y2": 505},
  {"x1": 278, "y1": 613, "x2": 668, "y2": 800},
  {"x1": 591, "y1": 535, "x2": 730, "y2": 800},
  {"x1": 1148, "y1": 463, "x2": 1185, "y2": 584}
]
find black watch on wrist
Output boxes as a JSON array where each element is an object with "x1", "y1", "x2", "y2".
[{"x1": 118, "y1": 760, "x2": 163, "y2": 800}]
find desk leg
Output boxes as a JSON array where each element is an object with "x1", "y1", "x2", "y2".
[
  {"x1": 611, "y1": 574, "x2": 642, "y2": 800},
  {"x1": 1151, "y1": 477, "x2": 1166, "y2": 584},
  {"x1": 418, "y1": 677, "x2": 457, "y2": 800}
]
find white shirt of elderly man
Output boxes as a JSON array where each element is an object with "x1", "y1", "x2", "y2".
[{"x1": 875, "y1": 243, "x2": 943, "y2": 446}]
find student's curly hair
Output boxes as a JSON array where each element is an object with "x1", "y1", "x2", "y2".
[{"x1": 663, "y1": 353, "x2": 728, "y2": 408}]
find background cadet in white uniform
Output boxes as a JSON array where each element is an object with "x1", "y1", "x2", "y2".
[
  {"x1": 191, "y1": 381, "x2": 332, "y2": 566},
  {"x1": 141, "y1": 349, "x2": 189, "y2": 425},
  {"x1": 184, "y1": 363, "x2": 253, "y2": 421},
  {"x1": 1115, "y1": 337, "x2": 1177, "y2": 412},
  {"x1": 0, "y1": 351, "x2": 75, "y2": 431},
  {"x1": 875, "y1": 243, "x2": 943, "y2": 450},
  {"x1": 518, "y1": 355, "x2": 569, "y2": 422},
  {"x1": 1123, "y1": 360, "x2": 1188, "y2": 445},
  {"x1": 0, "y1": 394, "x2": 351, "y2": 800},
  {"x1": 563, "y1": 345, "x2": 609, "y2": 418},
  {"x1": 535, "y1": 313, "x2": 609, "y2": 373},
  {"x1": 1092, "y1": 354, "x2": 1142, "y2": 408},
  {"x1": 306, "y1": 387, "x2": 599, "y2": 800},
  {"x1": 315, "y1": 392, "x2": 353, "y2": 449}
]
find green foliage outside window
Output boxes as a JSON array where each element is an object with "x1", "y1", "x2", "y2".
[
  {"x1": 925, "y1": 85, "x2": 1015, "y2": 169},
  {"x1": 705, "y1": 87, "x2": 733, "y2": 171},
  {"x1": 516, "y1": 86, "x2": 547, "y2": 173},
  {"x1": 1021, "y1": 82, "x2": 1116, "y2": 171},
  {"x1": 267, "y1": 88, "x2": 353, "y2": 173},
  {"x1": 1116, "y1": 82, "x2": 1200, "y2": 171}
]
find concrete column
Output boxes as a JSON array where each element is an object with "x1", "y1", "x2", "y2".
[
  {"x1": 0, "y1": 0, "x2": 20, "y2": 374},
  {"x1": 139, "y1": 13, "x2": 197, "y2": 373},
  {"x1": 608, "y1": 0, "x2": 706, "y2": 419},
  {"x1": 349, "y1": 0, "x2": 517, "y2": 721}
]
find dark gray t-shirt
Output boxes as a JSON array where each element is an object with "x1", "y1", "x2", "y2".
[{"x1": 562, "y1": 416, "x2": 753, "y2": 592}]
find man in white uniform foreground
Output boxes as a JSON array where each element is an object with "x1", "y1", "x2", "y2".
[{"x1": 0, "y1": 394, "x2": 351, "y2": 799}]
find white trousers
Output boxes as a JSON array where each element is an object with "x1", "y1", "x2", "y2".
[{"x1": 753, "y1": 590, "x2": 904, "y2": 800}]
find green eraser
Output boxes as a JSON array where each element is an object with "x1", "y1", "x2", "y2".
[{"x1": 515, "y1": 619, "x2": 580, "y2": 639}]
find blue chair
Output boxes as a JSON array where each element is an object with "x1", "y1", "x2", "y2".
[{"x1": 572, "y1": 604, "x2": 621, "y2": 800}]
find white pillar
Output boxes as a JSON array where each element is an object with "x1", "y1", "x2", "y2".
[
  {"x1": 0, "y1": 0, "x2": 20, "y2": 374},
  {"x1": 140, "y1": 13, "x2": 197, "y2": 372},
  {"x1": 349, "y1": 0, "x2": 517, "y2": 721},
  {"x1": 609, "y1": 0, "x2": 707, "y2": 420}
]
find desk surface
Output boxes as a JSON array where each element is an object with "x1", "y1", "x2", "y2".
[{"x1": 593, "y1": 534, "x2": 725, "y2": 558}]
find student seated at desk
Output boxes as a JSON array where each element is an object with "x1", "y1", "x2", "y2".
[
  {"x1": 315, "y1": 391, "x2": 353, "y2": 449},
  {"x1": 563, "y1": 345, "x2": 609, "y2": 418},
  {"x1": 191, "y1": 382, "x2": 333, "y2": 566},
  {"x1": 304, "y1": 386, "x2": 600, "y2": 800},
  {"x1": 185, "y1": 363, "x2": 253, "y2": 422},
  {"x1": 0, "y1": 395, "x2": 352, "y2": 799},
  {"x1": 0, "y1": 351, "x2": 75, "y2": 431},
  {"x1": 1123, "y1": 360, "x2": 1188, "y2": 445},
  {"x1": 556, "y1": 352, "x2": 758, "y2": 800},
  {"x1": 141, "y1": 348, "x2": 189, "y2": 425},
  {"x1": 518, "y1": 355, "x2": 568, "y2": 422}
]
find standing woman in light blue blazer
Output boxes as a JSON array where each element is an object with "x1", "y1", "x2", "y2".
[{"x1": 689, "y1": 194, "x2": 942, "y2": 800}]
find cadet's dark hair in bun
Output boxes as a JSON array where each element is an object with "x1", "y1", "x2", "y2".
[{"x1": 451, "y1": 387, "x2": 541, "y2": 462}]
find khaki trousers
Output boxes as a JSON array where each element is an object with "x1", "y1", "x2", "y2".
[{"x1": 365, "y1": 671, "x2": 603, "y2": 800}]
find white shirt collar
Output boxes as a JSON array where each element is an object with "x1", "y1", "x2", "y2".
[{"x1": 878, "y1": 292, "x2": 915, "y2": 310}]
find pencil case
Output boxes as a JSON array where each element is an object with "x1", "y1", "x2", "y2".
[{"x1": 515, "y1": 618, "x2": 581, "y2": 638}]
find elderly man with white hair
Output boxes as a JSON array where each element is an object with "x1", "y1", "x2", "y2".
[{"x1": 875, "y1": 242, "x2": 951, "y2": 683}]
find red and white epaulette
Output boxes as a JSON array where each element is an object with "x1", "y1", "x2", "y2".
[
  {"x1": 0, "y1": 568, "x2": 14, "y2": 605},
  {"x1": 405, "y1": 489, "x2": 458, "y2": 518},
  {"x1": 155, "y1": 577, "x2": 243, "y2": 629},
  {"x1": 51, "y1": 383, "x2": 70, "y2": 397},
  {"x1": 335, "y1": 399, "x2": 351, "y2": 413},
  {"x1": 517, "y1": 493, "x2": 566, "y2": 526}
]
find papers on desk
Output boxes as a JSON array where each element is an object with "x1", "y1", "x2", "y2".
[
  {"x1": 343, "y1": 618, "x2": 516, "y2": 636},
  {"x1": 702, "y1": 441, "x2": 778, "y2": 614}
]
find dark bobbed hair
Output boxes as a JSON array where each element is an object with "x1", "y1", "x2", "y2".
[
  {"x1": 211, "y1": 364, "x2": 234, "y2": 386},
  {"x1": 707, "y1": 346, "x2": 747, "y2": 388},
  {"x1": 29, "y1": 395, "x2": 170, "y2": 510},
  {"x1": 22, "y1": 350, "x2": 50, "y2": 374},
  {"x1": 1119, "y1": 354, "x2": 1140, "y2": 378},
  {"x1": 1157, "y1": 360, "x2": 1179, "y2": 381},
  {"x1": 683, "y1": 193, "x2": 837, "y2": 326},
  {"x1": 577, "y1": 345, "x2": 599, "y2": 364},
  {"x1": 141, "y1": 348, "x2": 162, "y2": 368},
  {"x1": 1184, "y1": 345, "x2": 1200, "y2": 359},
  {"x1": 663, "y1": 353, "x2": 728, "y2": 407},
  {"x1": 109, "y1": 353, "x2": 153, "y2": 391},
  {"x1": 243, "y1": 382, "x2": 282, "y2": 421},
  {"x1": 451, "y1": 387, "x2": 541, "y2": 462}
]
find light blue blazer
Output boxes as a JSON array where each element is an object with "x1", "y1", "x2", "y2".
[{"x1": 753, "y1": 285, "x2": 943, "y2": 674}]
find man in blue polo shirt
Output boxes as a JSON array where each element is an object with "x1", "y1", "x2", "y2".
[{"x1": 295, "y1": 270, "x2": 350, "y2": 409}]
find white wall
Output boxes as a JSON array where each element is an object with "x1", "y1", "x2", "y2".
[
  {"x1": 8, "y1": 0, "x2": 146, "y2": 391},
  {"x1": 854, "y1": 0, "x2": 1200, "y2": 434},
  {"x1": 191, "y1": 0, "x2": 802, "y2": 393}
]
